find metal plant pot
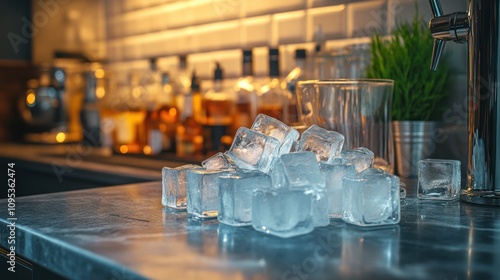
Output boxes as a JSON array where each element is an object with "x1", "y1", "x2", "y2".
[{"x1": 393, "y1": 121, "x2": 438, "y2": 178}]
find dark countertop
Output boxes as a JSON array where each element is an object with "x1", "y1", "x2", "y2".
[{"x1": 1, "y1": 181, "x2": 499, "y2": 280}]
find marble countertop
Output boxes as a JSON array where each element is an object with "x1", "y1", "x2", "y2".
[{"x1": 1, "y1": 181, "x2": 499, "y2": 280}]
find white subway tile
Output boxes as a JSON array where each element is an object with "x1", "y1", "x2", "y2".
[
  {"x1": 309, "y1": 5, "x2": 347, "y2": 40},
  {"x1": 244, "y1": 0, "x2": 306, "y2": 17},
  {"x1": 242, "y1": 16, "x2": 272, "y2": 47},
  {"x1": 195, "y1": 21, "x2": 241, "y2": 52},
  {"x1": 347, "y1": 0, "x2": 387, "y2": 38},
  {"x1": 275, "y1": 11, "x2": 307, "y2": 44}
]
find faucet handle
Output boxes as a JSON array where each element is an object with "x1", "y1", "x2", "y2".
[
  {"x1": 429, "y1": 0, "x2": 443, "y2": 18},
  {"x1": 428, "y1": 0, "x2": 468, "y2": 70},
  {"x1": 430, "y1": 39, "x2": 446, "y2": 71},
  {"x1": 429, "y1": 0, "x2": 444, "y2": 71}
]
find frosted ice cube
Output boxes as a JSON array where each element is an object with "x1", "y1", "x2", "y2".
[
  {"x1": 251, "y1": 114, "x2": 300, "y2": 155},
  {"x1": 271, "y1": 152, "x2": 324, "y2": 189},
  {"x1": 320, "y1": 162, "x2": 357, "y2": 218},
  {"x1": 162, "y1": 164, "x2": 202, "y2": 209},
  {"x1": 218, "y1": 171, "x2": 272, "y2": 226},
  {"x1": 201, "y1": 152, "x2": 235, "y2": 171},
  {"x1": 226, "y1": 127, "x2": 281, "y2": 173},
  {"x1": 341, "y1": 147, "x2": 374, "y2": 172},
  {"x1": 342, "y1": 173, "x2": 400, "y2": 227},
  {"x1": 186, "y1": 169, "x2": 231, "y2": 219},
  {"x1": 298, "y1": 125, "x2": 344, "y2": 163},
  {"x1": 271, "y1": 152, "x2": 329, "y2": 227},
  {"x1": 252, "y1": 188, "x2": 314, "y2": 238},
  {"x1": 418, "y1": 159, "x2": 461, "y2": 200}
]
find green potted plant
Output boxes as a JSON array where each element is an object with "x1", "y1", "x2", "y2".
[{"x1": 366, "y1": 8, "x2": 452, "y2": 177}]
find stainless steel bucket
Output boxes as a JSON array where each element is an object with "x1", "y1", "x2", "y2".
[{"x1": 393, "y1": 121, "x2": 437, "y2": 178}]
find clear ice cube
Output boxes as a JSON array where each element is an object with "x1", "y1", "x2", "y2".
[
  {"x1": 271, "y1": 152, "x2": 324, "y2": 188},
  {"x1": 342, "y1": 172, "x2": 400, "y2": 227},
  {"x1": 252, "y1": 188, "x2": 314, "y2": 238},
  {"x1": 271, "y1": 152, "x2": 329, "y2": 227},
  {"x1": 186, "y1": 169, "x2": 231, "y2": 219},
  {"x1": 162, "y1": 164, "x2": 202, "y2": 209},
  {"x1": 226, "y1": 127, "x2": 281, "y2": 173},
  {"x1": 341, "y1": 147, "x2": 375, "y2": 172},
  {"x1": 218, "y1": 171, "x2": 272, "y2": 226},
  {"x1": 298, "y1": 125, "x2": 344, "y2": 163},
  {"x1": 320, "y1": 162, "x2": 357, "y2": 218},
  {"x1": 417, "y1": 159, "x2": 461, "y2": 200},
  {"x1": 201, "y1": 152, "x2": 235, "y2": 171},
  {"x1": 251, "y1": 114, "x2": 300, "y2": 155}
]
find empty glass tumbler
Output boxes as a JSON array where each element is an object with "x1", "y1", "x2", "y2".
[{"x1": 297, "y1": 79, "x2": 394, "y2": 173}]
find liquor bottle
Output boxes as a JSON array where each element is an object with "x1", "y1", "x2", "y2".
[
  {"x1": 176, "y1": 72, "x2": 203, "y2": 157},
  {"x1": 284, "y1": 49, "x2": 307, "y2": 125},
  {"x1": 157, "y1": 73, "x2": 179, "y2": 152},
  {"x1": 232, "y1": 49, "x2": 258, "y2": 132},
  {"x1": 257, "y1": 48, "x2": 287, "y2": 121},
  {"x1": 142, "y1": 59, "x2": 164, "y2": 154},
  {"x1": 113, "y1": 72, "x2": 147, "y2": 154},
  {"x1": 143, "y1": 72, "x2": 179, "y2": 154},
  {"x1": 174, "y1": 55, "x2": 191, "y2": 118},
  {"x1": 202, "y1": 62, "x2": 235, "y2": 153}
]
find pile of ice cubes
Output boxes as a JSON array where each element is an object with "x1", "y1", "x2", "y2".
[{"x1": 162, "y1": 114, "x2": 401, "y2": 238}]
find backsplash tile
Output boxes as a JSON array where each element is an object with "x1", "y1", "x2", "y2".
[{"x1": 94, "y1": 0, "x2": 467, "y2": 84}]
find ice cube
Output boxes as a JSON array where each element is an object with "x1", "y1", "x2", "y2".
[
  {"x1": 341, "y1": 147, "x2": 374, "y2": 172},
  {"x1": 186, "y1": 169, "x2": 231, "y2": 219},
  {"x1": 201, "y1": 152, "x2": 235, "y2": 171},
  {"x1": 226, "y1": 127, "x2": 281, "y2": 173},
  {"x1": 320, "y1": 162, "x2": 357, "y2": 218},
  {"x1": 218, "y1": 171, "x2": 272, "y2": 226},
  {"x1": 251, "y1": 114, "x2": 300, "y2": 155},
  {"x1": 162, "y1": 164, "x2": 202, "y2": 209},
  {"x1": 417, "y1": 159, "x2": 461, "y2": 200},
  {"x1": 342, "y1": 173, "x2": 400, "y2": 227},
  {"x1": 252, "y1": 188, "x2": 314, "y2": 238},
  {"x1": 271, "y1": 152, "x2": 329, "y2": 227},
  {"x1": 298, "y1": 125, "x2": 344, "y2": 163}
]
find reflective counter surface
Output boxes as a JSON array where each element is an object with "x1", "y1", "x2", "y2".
[{"x1": 1, "y1": 181, "x2": 499, "y2": 279}]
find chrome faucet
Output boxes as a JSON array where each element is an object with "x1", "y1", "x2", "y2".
[{"x1": 429, "y1": 0, "x2": 500, "y2": 205}]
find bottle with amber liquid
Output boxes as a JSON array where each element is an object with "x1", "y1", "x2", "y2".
[
  {"x1": 143, "y1": 72, "x2": 179, "y2": 154},
  {"x1": 284, "y1": 49, "x2": 307, "y2": 125},
  {"x1": 257, "y1": 48, "x2": 287, "y2": 121},
  {"x1": 176, "y1": 72, "x2": 203, "y2": 157},
  {"x1": 202, "y1": 62, "x2": 235, "y2": 153},
  {"x1": 232, "y1": 49, "x2": 258, "y2": 133}
]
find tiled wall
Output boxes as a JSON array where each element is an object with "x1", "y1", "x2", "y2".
[{"x1": 103, "y1": 0, "x2": 468, "y2": 83}]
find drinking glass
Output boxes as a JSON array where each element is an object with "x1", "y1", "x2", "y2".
[{"x1": 297, "y1": 79, "x2": 394, "y2": 173}]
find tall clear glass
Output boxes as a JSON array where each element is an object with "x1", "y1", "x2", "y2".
[{"x1": 297, "y1": 79, "x2": 394, "y2": 173}]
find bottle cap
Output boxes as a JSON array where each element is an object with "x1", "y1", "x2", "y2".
[
  {"x1": 243, "y1": 50, "x2": 252, "y2": 63},
  {"x1": 214, "y1": 62, "x2": 223, "y2": 81},
  {"x1": 190, "y1": 71, "x2": 200, "y2": 91},
  {"x1": 269, "y1": 48, "x2": 280, "y2": 77},
  {"x1": 295, "y1": 49, "x2": 306, "y2": 59}
]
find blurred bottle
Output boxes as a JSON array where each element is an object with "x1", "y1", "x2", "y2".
[
  {"x1": 257, "y1": 48, "x2": 286, "y2": 121},
  {"x1": 113, "y1": 72, "x2": 147, "y2": 154},
  {"x1": 284, "y1": 49, "x2": 307, "y2": 125},
  {"x1": 202, "y1": 62, "x2": 235, "y2": 153},
  {"x1": 174, "y1": 55, "x2": 191, "y2": 118},
  {"x1": 143, "y1": 72, "x2": 179, "y2": 155},
  {"x1": 176, "y1": 72, "x2": 203, "y2": 157},
  {"x1": 232, "y1": 49, "x2": 258, "y2": 132},
  {"x1": 81, "y1": 63, "x2": 106, "y2": 146},
  {"x1": 157, "y1": 73, "x2": 179, "y2": 152}
]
